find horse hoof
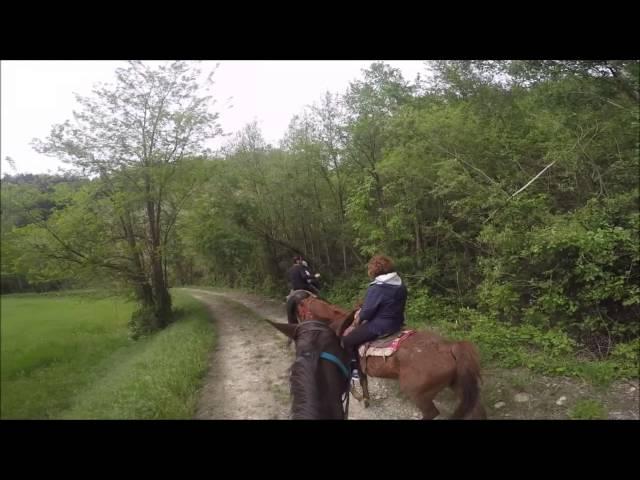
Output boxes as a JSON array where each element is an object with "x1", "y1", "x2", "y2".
[{"x1": 363, "y1": 399, "x2": 370, "y2": 408}]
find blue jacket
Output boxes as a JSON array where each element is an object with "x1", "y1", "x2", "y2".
[{"x1": 359, "y1": 272, "x2": 407, "y2": 336}]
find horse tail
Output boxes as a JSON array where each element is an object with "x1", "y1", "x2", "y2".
[
  {"x1": 450, "y1": 341, "x2": 485, "y2": 419},
  {"x1": 286, "y1": 290, "x2": 311, "y2": 325}
]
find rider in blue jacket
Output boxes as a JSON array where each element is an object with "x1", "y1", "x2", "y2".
[{"x1": 342, "y1": 255, "x2": 407, "y2": 391}]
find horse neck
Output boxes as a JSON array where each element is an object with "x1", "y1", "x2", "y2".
[
  {"x1": 318, "y1": 361, "x2": 347, "y2": 419},
  {"x1": 307, "y1": 298, "x2": 348, "y2": 320},
  {"x1": 291, "y1": 331, "x2": 346, "y2": 420}
]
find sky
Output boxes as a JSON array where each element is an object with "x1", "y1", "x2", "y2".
[{"x1": 0, "y1": 60, "x2": 428, "y2": 175}]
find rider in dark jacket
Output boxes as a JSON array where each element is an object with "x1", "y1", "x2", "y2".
[
  {"x1": 301, "y1": 260, "x2": 321, "y2": 293},
  {"x1": 287, "y1": 256, "x2": 320, "y2": 294},
  {"x1": 288, "y1": 256, "x2": 308, "y2": 291}
]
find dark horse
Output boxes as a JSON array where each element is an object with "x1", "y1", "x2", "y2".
[
  {"x1": 268, "y1": 318, "x2": 353, "y2": 419},
  {"x1": 283, "y1": 290, "x2": 486, "y2": 419}
]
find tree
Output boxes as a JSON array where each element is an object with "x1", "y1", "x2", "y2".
[
  {"x1": 32, "y1": 61, "x2": 222, "y2": 334},
  {"x1": 1, "y1": 173, "x2": 87, "y2": 293},
  {"x1": 310, "y1": 91, "x2": 353, "y2": 272},
  {"x1": 343, "y1": 62, "x2": 415, "y2": 253}
]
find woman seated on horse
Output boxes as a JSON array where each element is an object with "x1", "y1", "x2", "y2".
[{"x1": 342, "y1": 255, "x2": 407, "y2": 382}]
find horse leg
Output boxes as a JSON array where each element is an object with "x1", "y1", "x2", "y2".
[
  {"x1": 361, "y1": 374, "x2": 370, "y2": 408},
  {"x1": 399, "y1": 372, "x2": 441, "y2": 420},
  {"x1": 416, "y1": 394, "x2": 440, "y2": 420},
  {"x1": 404, "y1": 387, "x2": 441, "y2": 420}
]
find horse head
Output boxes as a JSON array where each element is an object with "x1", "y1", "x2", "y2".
[{"x1": 266, "y1": 319, "x2": 351, "y2": 419}]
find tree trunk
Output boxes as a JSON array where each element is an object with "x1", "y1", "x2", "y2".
[
  {"x1": 150, "y1": 250, "x2": 172, "y2": 327},
  {"x1": 301, "y1": 221, "x2": 309, "y2": 254},
  {"x1": 414, "y1": 214, "x2": 422, "y2": 267},
  {"x1": 146, "y1": 196, "x2": 172, "y2": 328},
  {"x1": 342, "y1": 242, "x2": 348, "y2": 274},
  {"x1": 163, "y1": 252, "x2": 169, "y2": 288},
  {"x1": 324, "y1": 242, "x2": 331, "y2": 269}
]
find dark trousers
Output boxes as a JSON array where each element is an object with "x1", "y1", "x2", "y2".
[{"x1": 342, "y1": 323, "x2": 379, "y2": 367}]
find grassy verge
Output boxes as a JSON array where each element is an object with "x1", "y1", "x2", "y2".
[{"x1": 60, "y1": 290, "x2": 214, "y2": 419}]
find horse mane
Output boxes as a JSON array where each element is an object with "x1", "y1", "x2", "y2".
[
  {"x1": 295, "y1": 295, "x2": 357, "y2": 336},
  {"x1": 286, "y1": 290, "x2": 313, "y2": 324},
  {"x1": 290, "y1": 353, "x2": 321, "y2": 419}
]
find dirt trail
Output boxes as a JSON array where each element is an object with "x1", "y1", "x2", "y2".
[
  {"x1": 184, "y1": 288, "x2": 639, "y2": 420},
  {"x1": 187, "y1": 289, "x2": 291, "y2": 419}
]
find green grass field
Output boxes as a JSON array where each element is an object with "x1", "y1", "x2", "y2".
[{"x1": 1, "y1": 290, "x2": 214, "y2": 419}]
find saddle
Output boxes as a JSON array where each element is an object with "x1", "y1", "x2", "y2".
[{"x1": 357, "y1": 330, "x2": 416, "y2": 359}]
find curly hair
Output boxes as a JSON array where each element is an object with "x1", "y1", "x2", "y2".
[{"x1": 367, "y1": 255, "x2": 395, "y2": 278}]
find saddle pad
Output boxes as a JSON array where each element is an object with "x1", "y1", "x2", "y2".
[{"x1": 358, "y1": 330, "x2": 416, "y2": 358}]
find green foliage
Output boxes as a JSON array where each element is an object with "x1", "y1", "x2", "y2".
[
  {"x1": 569, "y1": 399, "x2": 607, "y2": 420},
  {"x1": 405, "y1": 288, "x2": 461, "y2": 331},
  {"x1": 478, "y1": 192, "x2": 639, "y2": 343},
  {"x1": 159, "y1": 61, "x2": 639, "y2": 364},
  {"x1": 405, "y1": 289, "x2": 637, "y2": 383},
  {"x1": 608, "y1": 340, "x2": 640, "y2": 378},
  {"x1": 323, "y1": 275, "x2": 368, "y2": 308},
  {"x1": 1, "y1": 174, "x2": 87, "y2": 293},
  {"x1": 5, "y1": 60, "x2": 639, "y2": 368}
]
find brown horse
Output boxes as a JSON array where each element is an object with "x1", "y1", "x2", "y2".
[
  {"x1": 284, "y1": 291, "x2": 487, "y2": 419},
  {"x1": 267, "y1": 318, "x2": 353, "y2": 419}
]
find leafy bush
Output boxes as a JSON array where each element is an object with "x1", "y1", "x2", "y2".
[
  {"x1": 406, "y1": 290, "x2": 637, "y2": 383},
  {"x1": 477, "y1": 192, "x2": 639, "y2": 345}
]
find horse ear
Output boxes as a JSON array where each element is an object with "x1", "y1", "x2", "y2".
[
  {"x1": 265, "y1": 320, "x2": 297, "y2": 340},
  {"x1": 337, "y1": 309, "x2": 357, "y2": 337}
]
